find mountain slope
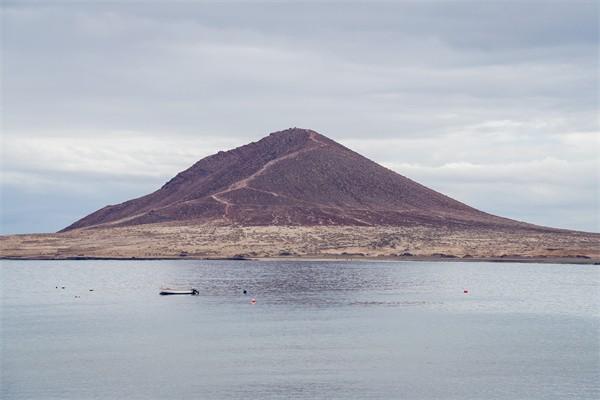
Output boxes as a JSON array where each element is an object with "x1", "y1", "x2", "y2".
[{"x1": 62, "y1": 128, "x2": 548, "y2": 232}]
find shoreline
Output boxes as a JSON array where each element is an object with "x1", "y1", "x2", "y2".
[{"x1": 2, "y1": 255, "x2": 598, "y2": 265}]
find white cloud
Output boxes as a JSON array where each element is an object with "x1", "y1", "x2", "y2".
[{"x1": 1, "y1": 132, "x2": 239, "y2": 181}]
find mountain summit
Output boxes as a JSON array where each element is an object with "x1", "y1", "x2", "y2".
[{"x1": 63, "y1": 128, "x2": 540, "y2": 232}]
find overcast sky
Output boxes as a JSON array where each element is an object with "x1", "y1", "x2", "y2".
[{"x1": 1, "y1": 0, "x2": 598, "y2": 234}]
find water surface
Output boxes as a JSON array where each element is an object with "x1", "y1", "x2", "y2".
[{"x1": 1, "y1": 260, "x2": 599, "y2": 399}]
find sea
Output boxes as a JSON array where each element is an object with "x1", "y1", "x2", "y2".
[{"x1": 1, "y1": 260, "x2": 598, "y2": 400}]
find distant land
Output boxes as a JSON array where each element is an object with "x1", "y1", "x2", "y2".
[{"x1": 1, "y1": 128, "x2": 599, "y2": 262}]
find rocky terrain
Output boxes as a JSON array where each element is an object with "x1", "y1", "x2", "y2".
[{"x1": 2, "y1": 128, "x2": 599, "y2": 262}]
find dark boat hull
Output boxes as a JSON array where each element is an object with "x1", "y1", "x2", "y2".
[{"x1": 159, "y1": 289, "x2": 199, "y2": 295}]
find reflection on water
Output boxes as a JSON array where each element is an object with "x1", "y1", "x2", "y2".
[
  {"x1": 1, "y1": 260, "x2": 599, "y2": 400},
  {"x1": 349, "y1": 300, "x2": 432, "y2": 307}
]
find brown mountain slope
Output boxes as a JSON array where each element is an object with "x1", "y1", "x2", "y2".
[{"x1": 62, "y1": 128, "x2": 554, "y2": 232}]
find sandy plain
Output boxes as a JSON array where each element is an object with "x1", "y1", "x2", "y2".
[{"x1": 1, "y1": 223, "x2": 598, "y2": 264}]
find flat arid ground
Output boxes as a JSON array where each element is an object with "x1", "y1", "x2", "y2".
[{"x1": 2, "y1": 224, "x2": 599, "y2": 263}]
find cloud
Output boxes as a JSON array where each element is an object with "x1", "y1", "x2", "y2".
[
  {"x1": 1, "y1": 1, "x2": 598, "y2": 233},
  {"x1": 2, "y1": 132, "x2": 238, "y2": 181}
]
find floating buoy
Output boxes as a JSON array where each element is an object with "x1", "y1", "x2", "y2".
[
  {"x1": 250, "y1": 298, "x2": 256, "y2": 304},
  {"x1": 463, "y1": 289, "x2": 469, "y2": 294}
]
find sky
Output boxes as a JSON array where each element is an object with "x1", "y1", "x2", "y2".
[{"x1": 1, "y1": 0, "x2": 598, "y2": 234}]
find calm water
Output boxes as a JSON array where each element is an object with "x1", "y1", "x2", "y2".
[{"x1": 1, "y1": 260, "x2": 599, "y2": 400}]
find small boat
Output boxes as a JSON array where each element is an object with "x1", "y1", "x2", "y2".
[{"x1": 159, "y1": 288, "x2": 199, "y2": 295}]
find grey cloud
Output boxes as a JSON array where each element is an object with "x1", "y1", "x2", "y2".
[
  {"x1": 3, "y1": 2, "x2": 596, "y2": 135},
  {"x1": 1, "y1": 1, "x2": 598, "y2": 233}
]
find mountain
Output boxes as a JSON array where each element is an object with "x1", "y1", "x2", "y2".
[
  {"x1": 64, "y1": 128, "x2": 552, "y2": 231},
  {"x1": 62, "y1": 128, "x2": 550, "y2": 232}
]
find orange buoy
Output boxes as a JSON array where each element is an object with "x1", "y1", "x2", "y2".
[{"x1": 251, "y1": 298, "x2": 256, "y2": 304}]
